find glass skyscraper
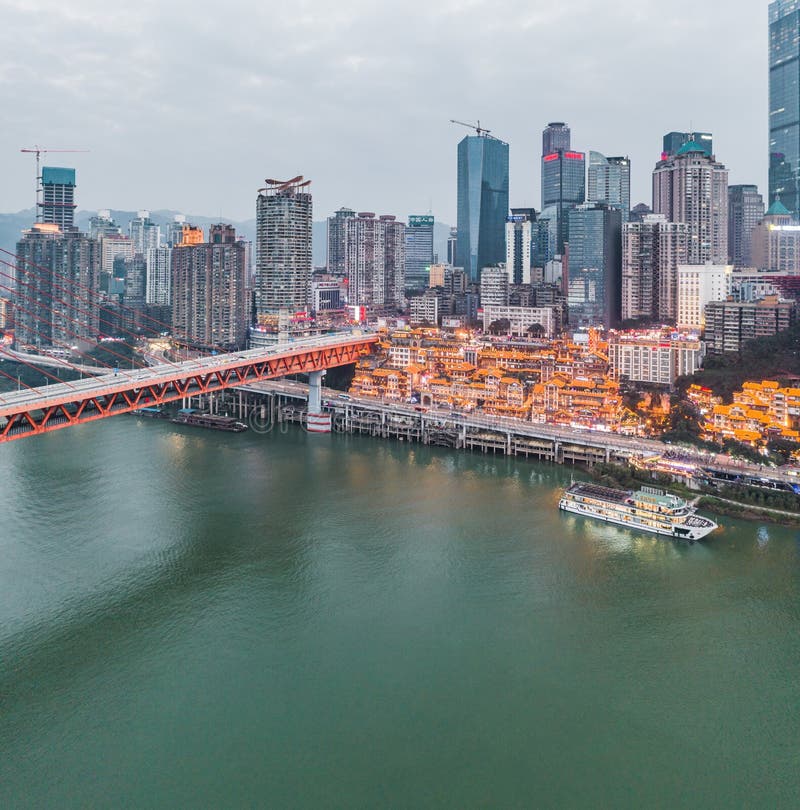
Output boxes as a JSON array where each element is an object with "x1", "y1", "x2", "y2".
[
  {"x1": 404, "y1": 215, "x2": 434, "y2": 292},
  {"x1": 567, "y1": 203, "x2": 622, "y2": 328},
  {"x1": 770, "y1": 0, "x2": 800, "y2": 215},
  {"x1": 541, "y1": 123, "x2": 585, "y2": 254},
  {"x1": 456, "y1": 135, "x2": 509, "y2": 282},
  {"x1": 587, "y1": 152, "x2": 630, "y2": 222}
]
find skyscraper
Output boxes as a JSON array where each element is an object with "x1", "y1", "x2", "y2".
[
  {"x1": 621, "y1": 214, "x2": 689, "y2": 323},
  {"x1": 567, "y1": 203, "x2": 622, "y2": 328},
  {"x1": 662, "y1": 132, "x2": 713, "y2": 158},
  {"x1": 89, "y1": 210, "x2": 121, "y2": 240},
  {"x1": 344, "y1": 213, "x2": 405, "y2": 309},
  {"x1": 728, "y1": 185, "x2": 765, "y2": 267},
  {"x1": 326, "y1": 207, "x2": 355, "y2": 276},
  {"x1": 129, "y1": 211, "x2": 161, "y2": 254},
  {"x1": 404, "y1": 215, "x2": 435, "y2": 292},
  {"x1": 172, "y1": 225, "x2": 248, "y2": 348},
  {"x1": 652, "y1": 143, "x2": 728, "y2": 265},
  {"x1": 506, "y1": 214, "x2": 533, "y2": 284},
  {"x1": 40, "y1": 167, "x2": 76, "y2": 230},
  {"x1": 542, "y1": 122, "x2": 571, "y2": 155},
  {"x1": 15, "y1": 224, "x2": 100, "y2": 346},
  {"x1": 122, "y1": 254, "x2": 148, "y2": 330},
  {"x1": 770, "y1": 1, "x2": 800, "y2": 214},
  {"x1": 146, "y1": 247, "x2": 172, "y2": 307},
  {"x1": 587, "y1": 152, "x2": 631, "y2": 221},
  {"x1": 447, "y1": 227, "x2": 457, "y2": 266},
  {"x1": 456, "y1": 134, "x2": 509, "y2": 282},
  {"x1": 256, "y1": 176, "x2": 313, "y2": 315},
  {"x1": 750, "y1": 200, "x2": 800, "y2": 272},
  {"x1": 541, "y1": 122, "x2": 585, "y2": 253}
]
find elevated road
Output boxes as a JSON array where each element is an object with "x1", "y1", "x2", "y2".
[
  {"x1": 0, "y1": 332, "x2": 377, "y2": 443},
  {"x1": 244, "y1": 380, "x2": 800, "y2": 488},
  {"x1": 1, "y1": 350, "x2": 108, "y2": 376}
]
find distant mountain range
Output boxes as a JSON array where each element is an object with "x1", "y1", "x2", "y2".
[{"x1": 0, "y1": 209, "x2": 453, "y2": 269}]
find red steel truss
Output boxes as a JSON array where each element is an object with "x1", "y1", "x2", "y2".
[{"x1": 0, "y1": 334, "x2": 377, "y2": 443}]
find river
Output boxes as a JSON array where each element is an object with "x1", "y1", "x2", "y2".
[{"x1": 1, "y1": 418, "x2": 798, "y2": 807}]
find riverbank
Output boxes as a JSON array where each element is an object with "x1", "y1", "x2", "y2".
[{"x1": 591, "y1": 462, "x2": 800, "y2": 528}]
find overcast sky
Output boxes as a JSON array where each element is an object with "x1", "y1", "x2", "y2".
[{"x1": 0, "y1": 0, "x2": 772, "y2": 224}]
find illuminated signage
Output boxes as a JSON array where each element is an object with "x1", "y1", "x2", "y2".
[
  {"x1": 409, "y1": 216, "x2": 434, "y2": 227},
  {"x1": 543, "y1": 153, "x2": 559, "y2": 162},
  {"x1": 564, "y1": 151, "x2": 584, "y2": 160}
]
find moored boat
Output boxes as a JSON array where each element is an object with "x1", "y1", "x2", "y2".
[
  {"x1": 559, "y1": 482, "x2": 718, "y2": 542},
  {"x1": 171, "y1": 410, "x2": 248, "y2": 432}
]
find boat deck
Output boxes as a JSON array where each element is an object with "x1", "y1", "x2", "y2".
[{"x1": 566, "y1": 482, "x2": 631, "y2": 504}]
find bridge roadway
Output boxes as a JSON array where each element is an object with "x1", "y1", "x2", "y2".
[
  {"x1": 0, "y1": 350, "x2": 108, "y2": 376},
  {"x1": 241, "y1": 379, "x2": 800, "y2": 487},
  {"x1": 0, "y1": 332, "x2": 377, "y2": 442}
]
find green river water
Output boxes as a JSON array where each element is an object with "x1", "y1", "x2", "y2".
[{"x1": 0, "y1": 418, "x2": 798, "y2": 808}]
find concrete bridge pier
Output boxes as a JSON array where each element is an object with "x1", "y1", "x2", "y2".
[{"x1": 306, "y1": 370, "x2": 331, "y2": 433}]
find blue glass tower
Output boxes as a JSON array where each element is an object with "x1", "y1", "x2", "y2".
[
  {"x1": 567, "y1": 203, "x2": 622, "y2": 329},
  {"x1": 456, "y1": 135, "x2": 509, "y2": 282},
  {"x1": 542, "y1": 148, "x2": 585, "y2": 253},
  {"x1": 770, "y1": 0, "x2": 800, "y2": 214}
]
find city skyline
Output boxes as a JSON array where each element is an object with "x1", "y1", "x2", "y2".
[{"x1": 0, "y1": 1, "x2": 772, "y2": 224}]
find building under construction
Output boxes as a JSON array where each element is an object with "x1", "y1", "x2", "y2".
[{"x1": 255, "y1": 176, "x2": 312, "y2": 316}]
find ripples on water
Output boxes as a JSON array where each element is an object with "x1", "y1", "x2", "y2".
[{"x1": 0, "y1": 419, "x2": 799, "y2": 808}]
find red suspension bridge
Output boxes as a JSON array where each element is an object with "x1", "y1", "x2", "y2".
[{"x1": 0, "y1": 333, "x2": 377, "y2": 443}]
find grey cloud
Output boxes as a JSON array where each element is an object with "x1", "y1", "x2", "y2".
[{"x1": 0, "y1": 0, "x2": 771, "y2": 225}]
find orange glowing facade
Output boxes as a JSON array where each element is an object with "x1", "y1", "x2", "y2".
[{"x1": 177, "y1": 225, "x2": 204, "y2": 246}]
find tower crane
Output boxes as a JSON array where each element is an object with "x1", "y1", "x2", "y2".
[
  {"x1": 450, "y1": 119, "x2": 492, "y2": 137},
  {"x1": 20, "y1": 145, "x2": 90, "y2": 219}
]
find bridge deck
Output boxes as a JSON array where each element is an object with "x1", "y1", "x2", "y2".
[{"x1": 0, "y1": 332, "x2": 377, "y2": 441}]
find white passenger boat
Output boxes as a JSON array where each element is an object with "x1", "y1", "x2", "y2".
[{"x1": 559, "y1": 482, "x2": 718, "y2": 542}]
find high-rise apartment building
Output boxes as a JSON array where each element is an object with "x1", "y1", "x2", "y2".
[
  {"x1": 456, "y1": 134, "x2": 509, "y2": 282},
  {"x1": 662, "y1": 131, "x2": 713, "y2": 158},
  {"x1": 344, "y1": 213, "x2": 405, "y2": 309},
  {"x1": 567, "y1": 203, "x2": 622, "y2": 328},
  {"x1": 480, "y1": 265, "x2": 511, "y2": 308},
  {"x1": 326, "y1": 207, "x2": 355, "y2": 276},
  {"x1": 99, "y1": 235, "x2": 134, "y2": 275},
  {"x1": 39, "y1": 167, "x2": 77, "y2": 230},
  {"x1": 769, "y1": 0, "x2": 800, "y2": 214},
  {"x1": 542, "y1": 122, "x2": 585, "y2": 253},
  {"x1": 122, "y1": 254, "x2": 148, "y2": 330},
  {"x1": 728, "y1": 185, "x2": 765, "y2": 267},
  {"x1": 256, "y1": 177, "x2": 313, "y2": 315},
  {"x1": 146, "y1": 247, "x2": 172, "y2": 307},
  {"x1": 172, "y1": 225, "x2": 248, "y2": 348},
  {"x1": 15, "y1": 224, "x2": 100, "y2": 346},
  {"x1": 405, "y1": 215, "x2": 435, "y2": 291},
  {"x1": 750, "y1": 200, "x2": 800, "y2": 272},
  {"x1": 129, "y1": 211, "x2": 161, "y2": 254},
  {"x1": 653, "y1": 143, "x2": 728, "y2": 265},
  {"x1": 587, "y1": 152, "x2": 630, "y2": 222},
  {"x1": 506, "y1": 214, "x2": 533, "y2": 284},
  {"x1": 89, "y1": 210, "x2": 122, "y2": 240},
  {"x1": 622, "y1": 214, "x2": 689, "y2": 323}
]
